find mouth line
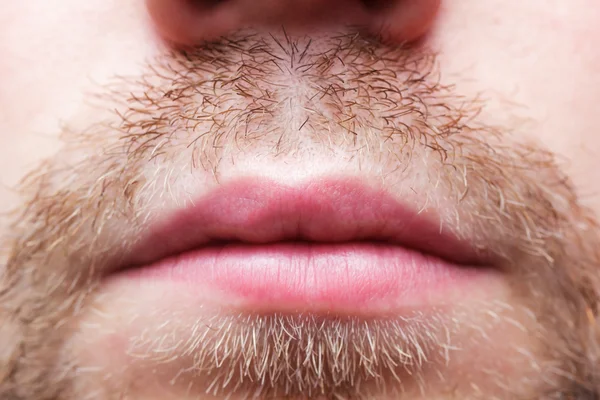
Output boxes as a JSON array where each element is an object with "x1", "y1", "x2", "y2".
[{"x1": 120, "y1": 236, "x2": 485, "y2": 272}]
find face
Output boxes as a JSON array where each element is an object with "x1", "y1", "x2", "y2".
[{"x1": 1, "y1": 1, "x2": 600, "y2": 399}]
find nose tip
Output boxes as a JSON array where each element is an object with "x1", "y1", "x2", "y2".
[{"x1": 147, "y1": 0, "x2": 440, "y2": 46}]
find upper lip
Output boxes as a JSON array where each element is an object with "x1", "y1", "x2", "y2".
[{"x1": 114, "y1": 178, "x2": 486, "y2": 274}]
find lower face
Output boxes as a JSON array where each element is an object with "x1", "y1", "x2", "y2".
[{"x1": 1, "y1": 1, "x2": 600, "y2": 400}]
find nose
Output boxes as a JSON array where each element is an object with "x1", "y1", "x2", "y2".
[{"x1": 147, "y1": 0, "x2": 440, "y2": 46}]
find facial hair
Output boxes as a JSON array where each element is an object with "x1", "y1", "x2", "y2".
[{"x1": 0, "y1": 29, "x2": 599, "y2": 399}]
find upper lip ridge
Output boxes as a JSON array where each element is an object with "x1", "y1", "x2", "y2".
[{"x1": 118, "y1": 178, "x2": 483, "y2": 271}]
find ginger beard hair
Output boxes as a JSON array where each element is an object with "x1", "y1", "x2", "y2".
[{"x1": 1, "y1": 31, "x2": 600, "y2": 399}]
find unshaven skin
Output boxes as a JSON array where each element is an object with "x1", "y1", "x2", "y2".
[{"x1": 0, "y1": 1, "x2": 600, "y2": 399}]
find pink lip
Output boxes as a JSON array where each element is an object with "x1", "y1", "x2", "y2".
[{"x1": 116, "y1": 178, "x2": 488, "y2": 312}]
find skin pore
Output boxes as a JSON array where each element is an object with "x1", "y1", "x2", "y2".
[{"x1": 1, "y1": 1, "x2": 600, "y2": 399}]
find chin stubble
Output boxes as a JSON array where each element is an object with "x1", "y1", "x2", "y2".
[{"x1": 121, "y1": 312, "x2": 454, "y2": 399}]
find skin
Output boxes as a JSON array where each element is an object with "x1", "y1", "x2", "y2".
[{"x1": 1, "y1": 0, "x2": 600, "y2": 399}]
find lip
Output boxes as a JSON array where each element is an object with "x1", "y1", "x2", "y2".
[{"x1": 113, "y1": 178, "x2": 490, "y2": 312}]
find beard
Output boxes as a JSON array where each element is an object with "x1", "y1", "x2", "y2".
[{"x1": 0, "y1": 29, "x2": 599, "y2": 399}]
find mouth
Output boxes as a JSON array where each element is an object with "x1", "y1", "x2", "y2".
[{"x1": 109, "y1": 177, "x2": 494, "y2": 314}]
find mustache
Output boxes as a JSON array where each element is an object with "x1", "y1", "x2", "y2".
[
  {"x1": 1, "y1": 28, "x2": 600, "y2": 398},
  {"x1": 15, "y1": 30, "x2": 572, "y2": 276}
]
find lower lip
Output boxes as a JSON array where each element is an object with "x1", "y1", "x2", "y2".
[{"x1": 120, "y1": 242, "x2": 482, "y2": 313}]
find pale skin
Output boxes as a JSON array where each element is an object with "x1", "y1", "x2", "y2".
[{"x1": 1, "y1": 1, "x2": 600, "y2": 399}]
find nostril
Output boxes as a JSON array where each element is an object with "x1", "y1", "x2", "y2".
[
  {"x1": 367, "y1": 0, "x2": 441, "y2": 44},
  {"x1": 360, "y1": 0, "x2": 396, "y2": 12},
  {"x1": 186, "y1": 0, "x2": 228, "y2": 9},
  {"x1": 148, "y1": 0, "x2": 241, "y2": 45}
]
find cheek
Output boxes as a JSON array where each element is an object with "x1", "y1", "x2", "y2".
[
  {"x1": 431, "y1": 0, "x2": 600, "y2": 212},
  {"x1": 0, "y1": 0, "x2": 162, "y2": 213}
]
